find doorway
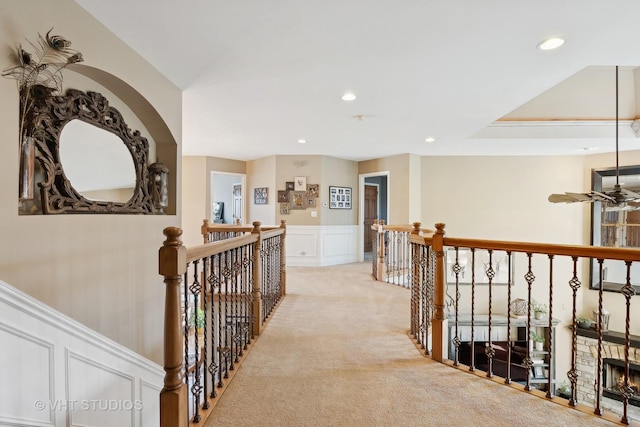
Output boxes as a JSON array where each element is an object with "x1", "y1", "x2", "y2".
[
  {"x1": 359, "y1": 172, "x2": 389, "y2": 261},
  {"x1": 211, "y1": 172, "x2": 246, "y2": 224}
]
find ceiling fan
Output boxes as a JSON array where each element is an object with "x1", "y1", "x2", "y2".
[{"x1": 548, "y1": 66, "x2": 640, "y2": 211}]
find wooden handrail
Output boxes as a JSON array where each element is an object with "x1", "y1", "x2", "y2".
[{"x1": 410, "y1": 233, "x2": 640, "y2": 262}]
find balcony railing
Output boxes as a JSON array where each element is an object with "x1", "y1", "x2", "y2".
[
  {"x1": 159, "y1": 221, "x2": 286, "y2": 426},
  {"x1": 370, "y1": 221, "x2": 433, "y2": 287},
  {"x1": 405, "y1": 222, "x2": 640, "y2": 425}
]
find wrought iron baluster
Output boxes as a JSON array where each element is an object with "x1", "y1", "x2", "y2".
[
  {"x1": 523, "y1": 253, "x2": 536, "y2": 392},
  {"x1": 453, "y1": 247, "x2": 461, "y2": 367},
  {"x1": 182, "y1": 266, "x2": 191, "y2": 419},
  {"x1": 595, "y1": 258, "x2": 604, "y2": 416},
  {"x1": 206, "y1": 255, "x2": 218, "y2": 399},
  {"x1": 470, "y1": 248, "x2": 476, "y2": 373},
  {"x1": 486, "y1": 250, "x2": 495, "y2": 378},
  {"x1": 547, "y1": 255, "x2": 554, "y2": 398},
  {"x1": 620, "y1": 260, "x2": 636, "y2": 425},
  {"x1": 201, "y1": 257, "x2": 210, "y2": 410},
  {"x1": 217, "y1": 253, "x2": 226, "y2": 387},
  {"x1": 189, "y1": 260, "x2": 203, "y2": 423},
  {"x1": 505, "y1": 251, "x2": 512, "y2": 384},
  {"x1": 567, "y1": 256, "x2": 581, "y2": 406}
]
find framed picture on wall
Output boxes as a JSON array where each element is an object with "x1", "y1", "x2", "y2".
[
  {"x1": 294, "y1": 176, "x2": 307, "y2": 191},
  {"x1": 280, "y1": 203, "x2": 290, "y2": 215},
  {"x1": 329, "y1": 186, "x2": 351, "y2": 209},
  {"x1": 307, "y1": 184, "x2": 319, "y2": 197},
  {"x1": 278, "y1": 190, "x2": 289, "y2": 202},
  {"x1": 254, "y1": 187, "x2": 268, "y2": 204},
  {"x1": 286, "y1": 181, "x2": 295, "y2": 190},
  {"x1": 290, "y1": 191, "x2": 306, "y2": 209}
]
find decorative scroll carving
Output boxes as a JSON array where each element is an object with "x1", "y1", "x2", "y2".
[{"x1": 30, "y1": 88, "x2": 154, "y2": 214}]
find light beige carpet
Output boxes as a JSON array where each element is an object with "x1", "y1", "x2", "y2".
[{"x1": 204, "y1": 262, "x2": 621, "y2": 427}]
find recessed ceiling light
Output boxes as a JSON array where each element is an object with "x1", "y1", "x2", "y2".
[
  {"x1": 342, "y1": 92, "x2": 356, "y2": 101},
  {"x1": 537, "y1": 37, "x2": 565, "y2": 51},
  {"x1": 581, "y1": 146, "x2": 596, "y2": 151},
  {"x1": 297, "y1": 139, "x2": 307, "y2": 144},
  {"x1": 425, "y1": 137, "x2": 436, "y2": 143}
]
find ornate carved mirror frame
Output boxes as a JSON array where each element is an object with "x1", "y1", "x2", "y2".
[{"x1": 30, "y1": 88, "x2": 154, "y2": 214}]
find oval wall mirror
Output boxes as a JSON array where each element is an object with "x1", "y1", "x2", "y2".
[
  {"x1": 59, "y1": 119, "x2": 136, "y2": 203},
  {"x1": 28, "y1": 88, "x2": 154, "y2": 214}
]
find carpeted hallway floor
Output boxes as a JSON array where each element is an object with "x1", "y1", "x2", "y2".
[{"x1": 204, "y1": 262, "x2": 620, "y2": 427}]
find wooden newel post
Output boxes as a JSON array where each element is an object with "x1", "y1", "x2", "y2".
[
  {"x1": 376, "y1": 220, "x2": 385, "y2": 281},
  {"x1": 280, "y1": 220, "x2": 287, "y2": 297},
  {"x1": 201, "y1": 219, "x2": 210, "y2": 243},
  {"x1": 410, "y1": 222, "x2": 421, "y2": 336},
  {"x1": 159, "y1": 227, "x2": 188, "y2": 427},
  {"x1": 252, "y1": 221, "x2": 263, "y2": 336},
  {"x1": 432, "y1": 223, "x2": 447, "y2": 362}
]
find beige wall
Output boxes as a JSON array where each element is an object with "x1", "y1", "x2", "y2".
[
  {"x1": 275, "y1": 155, "x2": 323, "y2": 226},
  {"x1": 320, "y1": 156, "x2": 359, "y2": 226},
  {"x1": 0, "y1": 0, "x2": 182, "y2": 364},
  {"x1": 247, "y1": 156, "x2": 277, "y2": 226},
  {"x1": 181, "y1": 156, "x2": 247, "y2": 246},
  {"x1": 359, "y1": 154, "x2": 418, "y2": 224}
]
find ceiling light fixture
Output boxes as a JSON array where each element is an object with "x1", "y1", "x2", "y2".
[
  {"x1": 537, "y1": 37, "x2": 565, "y2": 51},
  {"x1": 425, "y1": 137, "x2": 436, "y2": 143},
  {"x1": 342, "y1": 92, "x2": 356, "y2": 101},
  {"x1": 297, "y1": 139, "x2": 307, "y2": 144}
]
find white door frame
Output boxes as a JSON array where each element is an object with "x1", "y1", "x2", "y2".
[
  {"x1": 210, "y1": 171, "x2": 247, "y2": 224},
  {"x1": 358, "y1": 171, "x2": 390, "y2": 262}
]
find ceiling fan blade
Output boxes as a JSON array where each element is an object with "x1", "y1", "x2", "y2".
[
  {"x1": 548, "y1": 193, "x2": 593, "y2": 203},
  {"x1": 621, "y1": 188, "x2": 640, "y2": 200},
  {"x1": 589, "y1": 191, "x2": 617, "y2": 203}
]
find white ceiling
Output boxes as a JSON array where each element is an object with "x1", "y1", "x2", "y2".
[{"x1": 74, "y1": 0, "x2": 640, "y2": 161}]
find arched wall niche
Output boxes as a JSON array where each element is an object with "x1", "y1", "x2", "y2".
[{"x1": 67, "y1": 64, "x2": 178, "y2": 215}]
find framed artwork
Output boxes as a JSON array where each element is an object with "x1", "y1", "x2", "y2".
[
  {"x1": 294, "y1": 176, "x2": 307, "y2": 191},
  {"x1": 290, "y1": 191, "x2": 306, "y2": 209},
  {"x1": 306, "y1": 197, "x2": 316, "y2": 208},
  {"x1": 280, "y1": 203, "x2": 290, "y2": 215},
  {"x1": 278, "y1": 190, "x2": 290, "y2": 202},
  {"x1": 307, "y1": 184, "x2": 319, "y2": 197},
  {"x1": 329, "y1": 186, "x2": 352, "y2": 209},
  {"x1": 445, "y1": 247, "x2": 512, "y2": 285},
  {"x1": 254, "y1": 187, "x2": 268, "y2": 204},
  {"x1": 285, "y1": 181, "x2": 294, "y2": 191}
]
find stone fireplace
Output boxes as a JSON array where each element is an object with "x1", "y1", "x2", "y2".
[{"x1": 576, "y1": 331, "x2": 640, "y2": 417}]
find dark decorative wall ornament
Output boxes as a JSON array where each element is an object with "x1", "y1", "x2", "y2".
[
  {"x1": 3, "y1": 29, "x2": 162, "y2": 214},
  {"x1": 32, "y1": 89, "x2": 154, "y2": 214}
]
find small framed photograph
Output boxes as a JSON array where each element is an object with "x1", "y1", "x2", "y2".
[
  {"x1": 285, "y1": 181, "x2": 294, "y2": 191},
  {"x1": 280, "y1": 203, "x2": 290, "y2": 215},
  {"x1": 294, "y1": 176, "x2": 307, "y2": 191},
  {"x1": 329, "y1": 186, "x2": 351, "y2": 209},
  {"x1": 254, "y1": 187, "x2": 268, "y2": 204},
  {"x1": 307, "y1": 184, "x2": 319, "y2": 197},
  {"x1": 278, "y1": 190, "x2": 289, "y2": 202},
  {"x1": 290, "y1": 191, "x2": 307, "y2": 209},
  {"x1": 533, "y1": 365, "x2": 545, "y2": 378},
  {"x1": 306, "y1": 197, "x2": 316, "y2": 208}
]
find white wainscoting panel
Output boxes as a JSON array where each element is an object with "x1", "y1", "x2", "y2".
[
  {"x1": 286, "y1": 225, "x2": 358, "y2": 266},
  {"x1": 0, "y1": 280, "x2": 163, "y2": 427}
]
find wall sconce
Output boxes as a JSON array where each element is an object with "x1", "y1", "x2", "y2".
[{"x1": 148, "y1": 160, "x2": 169, "y2": 214}]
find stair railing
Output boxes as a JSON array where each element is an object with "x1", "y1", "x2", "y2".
[
  {"x1": 409, "y1": 222, "x2": 640, "y2": 425},
  {"x1": 159, "y1": 220, "x2": 286, "y2": 426}
]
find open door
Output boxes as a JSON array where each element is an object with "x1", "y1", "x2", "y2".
[
  {"x1": 232, "y1": 183, "x2": 243, "y2": 224},
  {"x1": 364, "y1": 184, "x2": 379, "y2": 252}
]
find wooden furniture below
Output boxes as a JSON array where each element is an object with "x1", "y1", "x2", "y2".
[{"x1": 448, "y1": 314, "x2": 559, "y2": 391}]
